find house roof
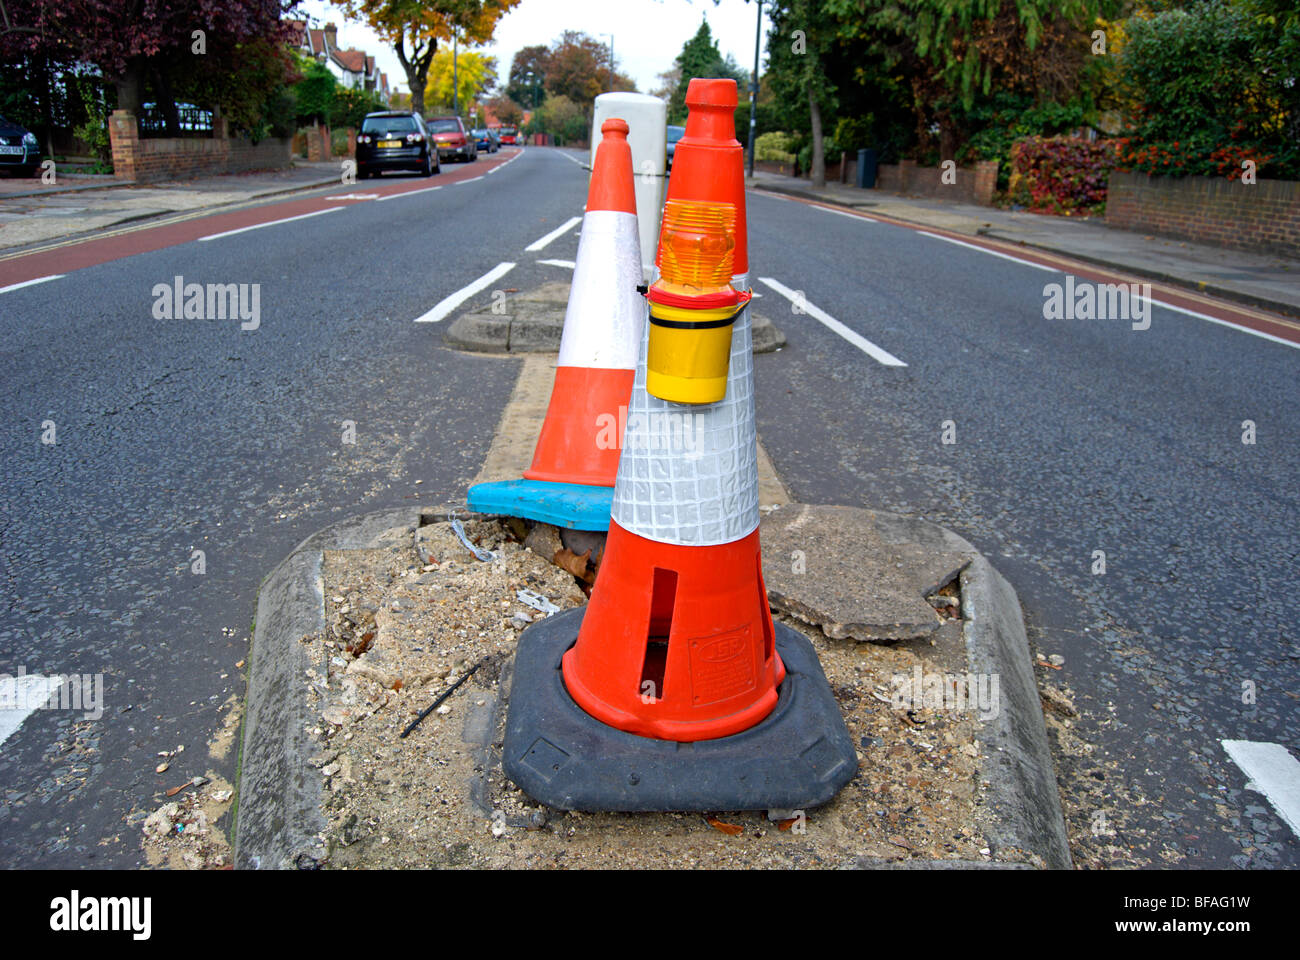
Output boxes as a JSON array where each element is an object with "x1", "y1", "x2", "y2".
[
  {"x1": 306, "y1": 28, "x2": 327, "y2": 57},
  {"x1": 332, "y1": 47, "x2": 369, "y2": 73}
]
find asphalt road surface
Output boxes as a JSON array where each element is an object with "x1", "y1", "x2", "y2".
[{"x1": 1, "y1": 145, "x2": 1297, "y2": 869}]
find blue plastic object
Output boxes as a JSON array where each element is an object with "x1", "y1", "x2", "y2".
[{"x1": 466, "y1": 478, "x2": 614, "y2": 531}]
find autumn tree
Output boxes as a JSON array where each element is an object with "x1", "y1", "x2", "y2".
[
  {"x1": 542, "y1": 30, "x2": 635, "y2": 108},
  {"x1": 425, "y1": 48, "x2": 496, "y2": 114},
  {"x1": 487, "y1": 94, "x2": 524, "y2": 126},
  {"x1": 333, "y1": 0, "x2": 517, "y2": 115},
  {"x1": 0, "y1": 0, "x2": 296, "y2": 133}
]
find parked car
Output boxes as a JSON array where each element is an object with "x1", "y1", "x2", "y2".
[
  {"x1": 666, "y1": 124, "x2": 685, "y2": 170},
  {"x1": 497, "y1": 125, "x2": 519, "y2": 146},
  {"x1": 427, "y1": 116, "x2": 477, "y2": 162},
  {"x1": 0, "y1": 114, "x2": 43, "y2": 177},
  {"x1": 471, "y1": 128, "x2": 499, "y2": 153},
  {"x1": 356, "y1": 111, "x2": 439, "y2": 178}
]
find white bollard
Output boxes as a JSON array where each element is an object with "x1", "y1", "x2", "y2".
[{"x1": 591, "y1": 92, "x2": 667, "y2": 280}]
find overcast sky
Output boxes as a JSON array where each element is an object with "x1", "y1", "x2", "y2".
[{"x1": 295, "y1": 0, "x2": 772, "y2": 97}]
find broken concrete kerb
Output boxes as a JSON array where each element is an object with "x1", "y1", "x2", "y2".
[{"x1": 234, "y1": 502, "x2": 1069, "y2": 869}]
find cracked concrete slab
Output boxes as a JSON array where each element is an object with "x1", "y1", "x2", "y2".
[{"x1": 760, "y1": 503, "x2": 974, "y2": 641}]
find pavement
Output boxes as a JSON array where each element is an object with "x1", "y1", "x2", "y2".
[
  {"x1": 0, "y1": 161, "x2": 341, "y2": 252},
  {"x1": 749, "y1": 169, "x2": 1300, "y2": 318},
  {"x1": 0, "y1": 144, "x2": 1296, "y2": 870}
]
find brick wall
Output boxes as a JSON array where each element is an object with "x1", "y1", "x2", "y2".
[
  {"x1": 1106, "y1": 170, "x2": 1300, "y2": 259},
  {"x1": 875, "y1": 159, "x2": 998, "y2": 205},
  {"x1": 109, "y1": 110, "x2": 291, "y2": 182}
]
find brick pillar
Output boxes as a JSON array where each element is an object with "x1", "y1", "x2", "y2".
[
  {"x1": 898, "y1": 158, "x2": 917, "y2": 192},
  {"x1": 346, "y1": 127, "x2": 356, "y2": 157},
  {"x1": 973, "y1": 160, "x2": 998, "y2": 205},
  {"x1": 109, "y1": 109, "x2": 139, "y2": 180},
  {"x1": 306, "y1": 123, "x2": 330, "y2": 162}
]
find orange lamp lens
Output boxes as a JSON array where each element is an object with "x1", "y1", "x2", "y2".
[{"x1": 655, "y1": 199, "x2": 736, "y2": 290}]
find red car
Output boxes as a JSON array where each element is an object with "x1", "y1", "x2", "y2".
[
  {"x1": 497, "y1": 125, "x2": 519, "y2": 146},
  {"x1": 426, "y1": 116, "x2": 477, "y2": 162}
]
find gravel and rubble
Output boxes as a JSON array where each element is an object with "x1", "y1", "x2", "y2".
[{"x1": 294, "y1": 516, "x2": 1000, "y2": 869}]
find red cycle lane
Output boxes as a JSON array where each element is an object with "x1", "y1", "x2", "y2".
[{"x1": 0, "y1": 147, "x2": 523, "y2": 290}]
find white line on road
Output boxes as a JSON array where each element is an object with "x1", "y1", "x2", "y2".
[
  {"x1": 1132, "y1": 292, "x2": 1300, "y2": 352},
  {"x1": 814, "y1": 205, "x2": 877, "y2": 223},
  {"x1": 918, "y1": 230, "x2": 1060, "y2": 273},
  {"x1": 921, "y1": 230, "x2": 1300, "y2": 351},
  {"x1": 560, "y1": 152, "x2": 588, "y2": 169},
  {"x1": 758, "y1": 277, "x2": 907, "y2": 367},
  {"x1": 455, "y1": 176, "x2": 485, "y2": 185},
  {"x1": 375, "y1": 184, "x2": 443, "y2": 202},
  {"x1": 0, "y1": 674, "x2": 63, "y2": 749},
  {"x1": 197, "y1": 206, "x2": 341, "y2": 242},
  {"x1": 414, "y1": 262, "x2": 516, "y2": 323},
  {"x1": 537, "y1": 259, "x2": 576, "y2": 269},
  {"x1": 1222, "y1": 739, "x2": 1300, "y2": 838},
  {"x1": 525, "y1": 216, "x2": 583, "y2": 252},
  {"x1": 0, "y1": 274, "x2": 64, "y2": 295}
]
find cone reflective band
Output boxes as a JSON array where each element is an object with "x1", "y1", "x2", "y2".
[
  {"x1": 466, "y1": 117, "x2": 642, "y2": 530},
  {"x1": 645, "y1": 199, "x2": 747, "y2": 404},
  {"x1": 503, "y1": 79, "x2": 856, "y2": 811}
]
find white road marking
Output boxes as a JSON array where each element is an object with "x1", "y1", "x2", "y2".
[
  {"x1": 758, "y1": 277, "x2": 907, "y2": 367},
  {"x1": 414, "y1": 262, "x2": 516, "y2": 323},
  {"x1": 537, "y1": 259, "x2": 576, "y2": 269},
  {"x1": 1130, "y1": 291, "x2": 1300, "y2": 352},
  {"x1": 324, "y1": 193, "x2": 380, "y2": 200},
  {"x1": 560, "y1": 152, "x2": 588, "y2": 169},
  {"x1": 918, "y1": 230, "x2": 1060, "y2": 273},
  {"x1": 375, "y1": 184, "x2": 442, "y2": 202},
  {"x1": 0, "y1": 274, "x2": 64, "y2": 294},
  {"x1": 525, "y1": 216, "x2": 583, "y2": 252},
  {"x1": 0, "y1": 674, "x2": 63, "y2": 748},
  {"x1": 814, "y1": 205, "x2": 877, "y2": 223},
  {"x1": 455, "y1": 176, "x2": 485, "y2": 185},
  {"x1": 197, "y1": 206, "x2": 341, "y2": 242},
  {"x1": 1222, "y1": 739, "x2": 1300, "y2": 838},
  {"x1": 922, "y1": 231, "x2": 1300, "y2": 352}
]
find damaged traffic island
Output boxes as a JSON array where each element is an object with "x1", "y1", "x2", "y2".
[{"x1": 233, "y1": 504, "x2": 1069, "y2": 870}]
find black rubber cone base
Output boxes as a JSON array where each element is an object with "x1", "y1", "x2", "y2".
[{"x1": 503, "y1": 607, "x2": 859, "y2": 812}]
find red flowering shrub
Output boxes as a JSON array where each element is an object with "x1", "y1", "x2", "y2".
[{"x1": 1009, "y1": 137, "x2": 1117, "y2": 216}]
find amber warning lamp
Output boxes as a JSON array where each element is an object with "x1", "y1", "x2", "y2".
[{"x1": 644, "y1": 198, "x2": 751, "y2": 404}]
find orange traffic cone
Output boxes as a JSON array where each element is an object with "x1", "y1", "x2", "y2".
[
  {"x1": 467, "y1": 118, "x2": 643, "y2": 530},
  {"x1": 503, "y1": 80, "x2": 857, "y2": 812}
]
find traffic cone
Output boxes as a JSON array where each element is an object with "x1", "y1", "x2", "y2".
[
  {"x1": 502, "y1": 80, "x2": 857, "y2": 812},
  {"x1": 467, "y1": 118, "x2": 643, "y2": 530}
]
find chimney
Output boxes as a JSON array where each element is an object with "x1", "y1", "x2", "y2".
[{"x1": 324, "y1": 23, "x2": 338, "y2": 49}]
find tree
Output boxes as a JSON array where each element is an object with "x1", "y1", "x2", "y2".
[
  {"x1": 667, "y1": 18, "x2": 746, "y2": 124},
  {"x1": 505, "y1": 44, "x2": 549, "y2": 108},
  {"x1": 333, "y1": 0, "x2": 518, "y2": 116},
  {"x1": 0, "y1": 0, "x2": 297, "y2": 125},
  {"x1": 543, "y1": 30, "x2": 635, "y2": 109},
  {"x1": 425, "y1": 48, "x2": 496, "y2": 114},
  {"x1": 765, "y1": 2, "x2": 837, "y2": 186},
  {"x1": 529, "y1": 92, "x2": 586, "y2": 143},
  {"x1": 487, "y1": 94, "x2": 524, "y2": 126}
]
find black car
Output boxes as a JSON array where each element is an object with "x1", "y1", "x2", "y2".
[
  {"x1": 355, "y1": 111, "x2": 439, "y2": 179},
  {"x1": 666, "y1": 125, "x2": 685, "y2": 170},
  {"x1": 0, "y1": 114, "x2": 42, "y2": 177}
]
